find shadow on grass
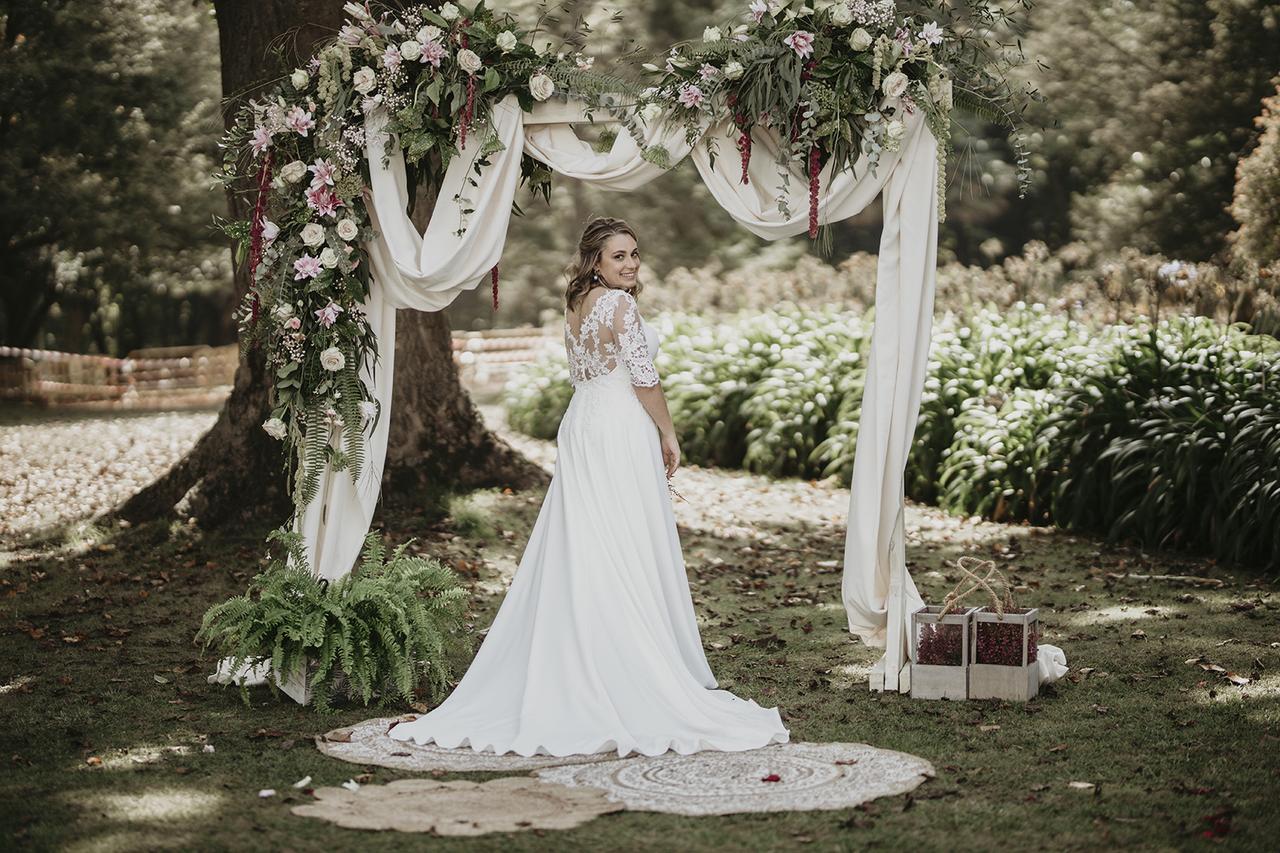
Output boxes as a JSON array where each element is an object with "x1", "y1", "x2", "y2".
[{"x1": 1, "y1": 477, "x2": 1277, "y2": 851}]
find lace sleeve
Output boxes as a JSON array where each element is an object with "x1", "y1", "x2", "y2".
[{"x1": 609, "y1": 291, "x2": 660, "y2": 388}]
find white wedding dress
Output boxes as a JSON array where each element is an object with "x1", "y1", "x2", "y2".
[{"x1": 389, "y1": 288, "x2": 790, "y2": 757}]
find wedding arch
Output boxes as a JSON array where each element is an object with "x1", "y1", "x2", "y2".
[{"x1": 224, "y1": 1, "x2": 1025, "y2": 695}]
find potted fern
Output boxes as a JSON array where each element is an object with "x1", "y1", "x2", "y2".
[{"x1": 198, "y1": 529, "x2": 467, "y2": 712}]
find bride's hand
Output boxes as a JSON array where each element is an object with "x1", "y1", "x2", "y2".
[{"x1": 661, "y1": 431, "x2": 680, "y2": 478}]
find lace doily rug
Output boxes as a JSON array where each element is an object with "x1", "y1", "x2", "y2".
[
  {"x1": 316, "y1": 716, "x2": 615, "y2": 772},
  {"x1": 292, "y1": 777, "x2": 623, "y2": 835},
  {"x1": 535, "y1": 742, "x2": 935, "y2": 816}
]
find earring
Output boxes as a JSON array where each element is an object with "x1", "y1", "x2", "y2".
[{"x1": 591, "y1": 271, "x2": 599, "y2": 282}]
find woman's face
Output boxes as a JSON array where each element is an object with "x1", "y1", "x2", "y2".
[{"x1": 594, "y1": 233, "x2": 640, "y2": 290}]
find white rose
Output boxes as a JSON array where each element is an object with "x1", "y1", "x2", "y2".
[
  {"x1": 495, "y1": 30, "x2": 518, "y2": 52},
  {"x1": 399, "y1": 39, "x2": 422, "y2": 61},
  {"x1": 358, "y1": 400, "x2": 378, "y2": 422},
  {"x1": 280, "y1": 160, "x2": 307, "y2": 183},
  {"x1": 273, "y1": 303, "x2": 294, "y2": 321},
  {"x1": 849, "y1": 27, "x2": 872, "y2": 51},
  {"x1": 301, "y1": 223, "x2": 326, "y2": 247},
  {"x1": 290, "y1": 68, "x2": 309, "y2": 90},
  {"x1": 831, "y1": 4, "x2": 853, "y2": 26},
  {"x1": 886, "y1": 119, "x2": 906, "y2": 141},
  {"x1": 882, "y1": 70, "x2": 910, "y2": 99},
  {"x1": 640, "y1": 102, "x2": 663, "y2": 123},
  {"x1": 457, "y1": 48, "x2": 482, "y2": 74},
  {"x1": 352, "y1": 66, "x2": 377, "y2": 94},
  {"x1": 703, "y1": 26, "x2": 721, "y2": 43},
  {"x1": 336, "y1": 218, "x2": 359, "y2": 241},
  {"x1": 723, "y1": 60, "x2": 744, "y2": 80},
  {"x1": 319, "y1": 347, "x2": 346, "y2": 372},
  {"x1": 261, "y1": 219, "x2": 280, "y2": 244},
  {"x1": 262, "y1": 417, "x2": 287, "y2": 440},
  {"x1": 529, "y1": 72, "x2": 555, "y2": 101},
  {"x1": 418, "y1": 25, "x2": 442, "y2": 43},
  {"x1": 439, "y1": 2, "x2": 460, "y2": 21},
  {"x1": 320, "y1": 247, "x2": 339, "y2": 268}
]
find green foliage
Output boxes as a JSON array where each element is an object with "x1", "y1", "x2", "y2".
[
  {"x1": 505, "y1": 305, "x2": 1280, "y2": 567},
  {"x1": 502, "y1": 348, "x2": 574, "y2": 439},
  {"x1": 1040, "y1": 317, "x2": 1280, "y2": 566},
  {"x1": 0, "y1": 1, "x2": 227, "y2": 353},
  {"x1": 197, "y1": 529, "x2": 467, "y2": 713}
]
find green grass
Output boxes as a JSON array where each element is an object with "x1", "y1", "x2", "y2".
[{"x1": 1, "y1": 469, "x2": 1277, "y2": 851}]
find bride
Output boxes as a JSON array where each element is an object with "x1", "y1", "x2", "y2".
[{"x1": 390, "y1": 217, "x2": 789, "y2": 757}]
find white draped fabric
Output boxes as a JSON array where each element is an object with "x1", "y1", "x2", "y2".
[{"x1": 297, "y1": 92, "x2": 943, "y2": 683}]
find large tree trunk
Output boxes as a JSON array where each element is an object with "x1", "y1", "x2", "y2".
[{"x1": 117, "y1": 0, "x2": 542, "y2": 529}]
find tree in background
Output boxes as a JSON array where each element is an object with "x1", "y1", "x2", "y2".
[
  {"x1": 1230, "y1": 77, "x2": 1280, "y2": 267},
  {"x1": 1019, "y1": 0, "x2": 1280, "y2": 262},
  {"x1": 119, "y1": 0, "x2": 541, "y2": 531},
  {"x1": 0, "y1": 1, "x2": 228, "y2": 354}
]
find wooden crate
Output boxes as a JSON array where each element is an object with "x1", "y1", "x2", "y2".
[
  {"x1": 910, "y1": 606, "x2": 975, "y2": 701},
  {"x1": 969, "y1": 607, "x2": 1040, "y2": 702}
]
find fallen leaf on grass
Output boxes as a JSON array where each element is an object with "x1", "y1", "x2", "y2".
[
  {"x1": 1131, "y1": 629, "x2": 1147, "y2": 640},
  {"x1": 1067, "y1": 781, "x2": 1096, "y2": 792},
  {"x1": 1224, "y1": 672, "x2": 1251, "y2": 686},
  {"x1": 978, "y1": 724, "x2": 1001, "y2": 732},
  {"x1": 258, "y1": 789, "x2": 275, "y2": 798},
  {"x1": 341, "y1": 779, "x2": 360, "y2": 792},
  {"x1": 152, "y1": 675, "x2": 169, "y2": 684},
  {"x1": 85, "y1": 756, "x2": 102, "y2": 766},
  {"x1": 1048, "y1": 744, "x2": 1069, "y2": 753},
  {"x1": 292, "y1": 776, "x2": 312, "y2": 789}
]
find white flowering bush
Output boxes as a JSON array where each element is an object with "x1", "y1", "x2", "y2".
[{"x1": 505, "y1": 306, "x2": 1280, "y2": 567}]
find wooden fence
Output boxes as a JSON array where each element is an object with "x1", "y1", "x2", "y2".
[{"x1": 0, "y1": 329, "x2": 557, "y2": 411}]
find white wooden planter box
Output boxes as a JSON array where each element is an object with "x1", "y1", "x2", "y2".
[
  {"x1": 275, "y1": 660, "x2": 312, "y2": 705},
  {"x1": 968, "y1": 607, "x2": 1040, "y2": 702},
  {"x1": 910, "y1": 606, "x2": 975, "y2": 701}
]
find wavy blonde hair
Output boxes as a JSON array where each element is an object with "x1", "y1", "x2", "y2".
[{"x1": 564, "y1": 216, "x2": 642, "y2": 311}]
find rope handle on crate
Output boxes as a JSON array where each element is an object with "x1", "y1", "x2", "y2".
[{"x1": 938, "y1": 556, "x2": 1016, "y2": 617}]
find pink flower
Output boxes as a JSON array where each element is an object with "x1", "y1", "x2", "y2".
[
  {"x1": 314, "y1": 301, "x2": 345, "y2": 328},
  {"x1": 306, "y1": 185, "x2": 342, "y2": 218},
  {"x1": 285, "y1": 316, "x2": 302, "y2": 330},
  {"x1": 338, "y1": 24, "x2": 364, "y2": 47},
  {"x1": 784, "y1": 30, "x2": 814, "y2": 59},
  {"x1": 677, "y1": 83, "x2": 704, "y2": 109},
  {"x1": 750, "y1": 0, "x2": 769, "y2": 23},
  {"x1": 382, "y1": 44, "x2": 402, "y2": 71},
  {"x1": 699, "y1": 63, "x2": 718, "y2": 81},
  {"x1": 894, "y1": 26, "x2": 914, "y2": 56},
  {"x1": 308, "y1": 157, "x2": 337, "y2": 189},
  {"x1": 419, "y1": 39, "x2": 447, "y2": 67},
  {"x1": 250, "y1": 125, "x2": 272, "y2": 156},
  {"x1": 293, "y1": 254, "x2": 323, "y2": 280},
  {"x1": 261, "y1": 219, "x2": 279, "y2": 244},
  {"x1": 285, "y1": 105, "x2": 315, "y2": 137}
]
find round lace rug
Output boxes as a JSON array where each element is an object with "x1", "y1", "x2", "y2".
[
  {"x1": 535, "y1": 742, "x2": 935, "y2": 816},
  {"x1": 292, "y1": 777, "x2": 623, "y2": 835},
  {"x1": 316, "y1": 716, "x2": 615, "y2": 772}
]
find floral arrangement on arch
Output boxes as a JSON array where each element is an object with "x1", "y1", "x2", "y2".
[
  {"x1": 219, "y1": 0, "x2": 1039, "y2": 519},
  {"x1": 634, "y1": 0, "x2": 1036, "y2": 236},
  {"x1": 220, "y1": 1, "x2": 608, "y2": 507}
]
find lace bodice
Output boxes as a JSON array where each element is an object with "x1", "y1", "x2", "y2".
[{"x1": 565, "y1": 288, "x2": 660, "y2": 388}]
